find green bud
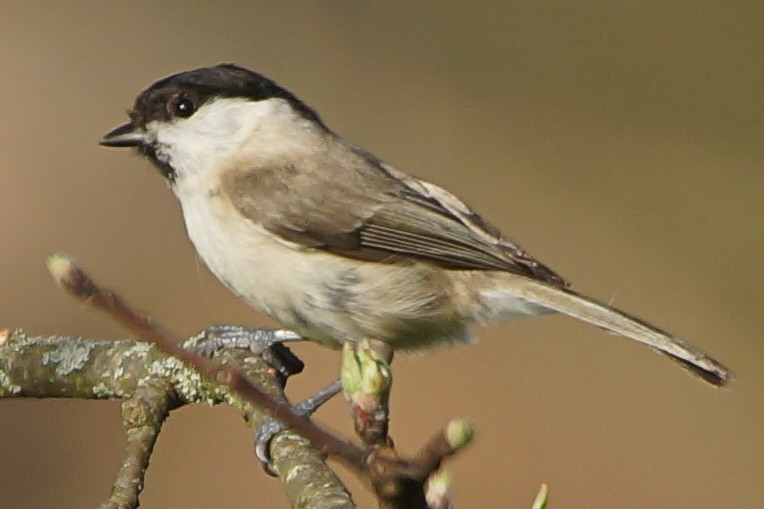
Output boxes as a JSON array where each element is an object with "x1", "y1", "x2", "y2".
[
  {"x1": 530, "y1": 483, "x2": 548, "y2": 509},
  {"x1": 425, "y1": 469, "x2": 452, "y2": 507},
  {"x1": 445, "y1": 419, "x2": 475, "y2": 449},
  {"x1": 340, "y1": 340, "x2": 392, "y2": 403}
]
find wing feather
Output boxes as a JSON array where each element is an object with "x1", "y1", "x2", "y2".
[{"x1": 223, "y1": 150, "x2": 568, "y2": 287}]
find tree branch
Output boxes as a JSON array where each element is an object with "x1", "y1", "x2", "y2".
[{"x1": 0, "y1": 329, "x2": 355, "y2": 509}]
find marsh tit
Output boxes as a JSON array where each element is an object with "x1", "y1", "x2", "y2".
[{"x1": 100, "y1": 64, "x2": 730, "y2": 386}]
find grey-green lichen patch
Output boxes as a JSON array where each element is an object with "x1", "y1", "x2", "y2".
[
  {"x1": 7, "y1": 329, "x2": 27, "y2": 344},
  {"x1": 180, "y1": 330, "x2": 207, "y2": 351},
  {"x1": 41, "y1": 337, "x2": 96, "y2": 376},
  {"x1": 13, "y1": 332, "x2": 64, "y2": 348},
  {"x1": 92, "y1": 381, "x2": 120, "y2": 398},
  {"x1": 122, "y1": 341, "x2": 154, "y2": 357},
  {"x1": 10, "y1": 332, "x2": 108, "y2": 349},
  {"x1": 0, "y1": 369, "x2": 22, "y2": 396},
  {"x1": 145, "y1": 355, "x2": 228, "y2": 406},
  {"x1": 272, "y1": 431, "x2": 309, "y2": 461},
  {"x1": 113, "y1": 342, "x2": 153, "y2": 372},
  {"x1": 286, "y1": 464, "x2": 309, "y2": 484}
]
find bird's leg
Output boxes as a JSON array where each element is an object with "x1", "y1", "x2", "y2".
[
  {"x1": 197, "y1": 325, "x2": 305, "y2": 379},
  {"x1": 254, "y1": 379, "x2": 342, "y2": 475},
  {"x1": 193, "y1": 325, "x2": 342, "y2": 475},
  {"x1": 341, "y1": 339, "x2": 394, "y2": 448}
]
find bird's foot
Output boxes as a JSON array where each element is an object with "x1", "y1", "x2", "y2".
[
  {"x1": 256, "y1": 379, "x2": 342, "y2": 476},
  {"x1": 197, "y1": 325, "x2": 305, "y2": 379}
]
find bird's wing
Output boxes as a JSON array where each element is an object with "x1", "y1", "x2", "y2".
[{"x1": 223, "y1": 153, "x2": 568, "y2": 287}]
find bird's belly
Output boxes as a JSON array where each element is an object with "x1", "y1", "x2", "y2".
[{"x1": 179, "y1": 192, "x2": 470, "y2": 349}]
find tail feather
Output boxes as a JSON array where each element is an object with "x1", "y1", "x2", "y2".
[{"x1": 484, "y1": 274, "x2": 732, "y2": 386}]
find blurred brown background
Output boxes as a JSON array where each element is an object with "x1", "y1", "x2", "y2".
[{"x1": 1, "y1": 2, "x2": 762, "y2": 508}]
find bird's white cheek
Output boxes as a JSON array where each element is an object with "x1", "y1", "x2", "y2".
[
  {"x1": 149, "y1": 123, "x2": 219, "y2": 183},
  {"x1": 149, "y1": 118, "x2": 251, "y2": 182},
  {"x1": 147, "y1": 97, "x2": 315, "y2": 189}
]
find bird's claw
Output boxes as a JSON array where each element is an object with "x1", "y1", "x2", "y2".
[
  {"x1": 255, "y1": 379, "x2": 342, "y2": 476},
  {"x1": 198, "y1": 325, "x2": 305, "y2": 378}
]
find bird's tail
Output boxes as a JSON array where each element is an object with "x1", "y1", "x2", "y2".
[{"x1": 476, "y1": 273, "x2": 732, "y2": 386}]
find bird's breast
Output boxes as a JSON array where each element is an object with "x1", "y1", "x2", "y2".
[
  {"x1": 177, "y1": 183, "x2": 317, "y2": 318},
  {"x1": 173, "y1": 181, "x2": 471, "y2": 349}
]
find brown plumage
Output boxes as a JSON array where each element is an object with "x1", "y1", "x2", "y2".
[{"x1": 100, "y1": 63, "x2": 732, "y2": 387}]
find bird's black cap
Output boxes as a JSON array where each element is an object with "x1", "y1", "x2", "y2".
[{"x1": 128, "y1": 63, "x2": 325, "y2": 129}]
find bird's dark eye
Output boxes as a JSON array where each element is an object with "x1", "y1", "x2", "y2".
[{"x1": 171, "y1": 96, "x2": 195, "y2": 118}]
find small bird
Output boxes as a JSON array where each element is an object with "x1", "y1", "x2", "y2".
[{"x1": 100, "y1": 63, "x2": 730, "y2": 386}]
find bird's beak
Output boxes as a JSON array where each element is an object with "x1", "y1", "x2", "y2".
[{"x1": 99, "y1": 123, "x2": 146, "y2": 147}]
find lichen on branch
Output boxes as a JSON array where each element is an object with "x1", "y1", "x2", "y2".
[{"x1": 0, "y1": 329, "x2": 355, "y2": 509}]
